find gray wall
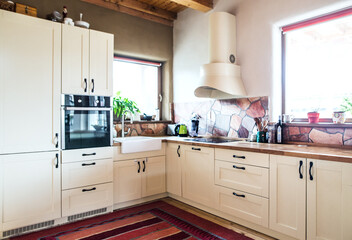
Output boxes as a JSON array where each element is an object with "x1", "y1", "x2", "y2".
[{"x1": 17, "y1": 0, "x2": 173, "y2": 120}]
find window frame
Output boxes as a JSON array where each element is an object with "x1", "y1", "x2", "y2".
[
  {"x1": 281, "y1": 7, "x2": 352, "y2": 123},
  {"x1": 113, "y1": 55, "x2": 163, "y2": 121}
]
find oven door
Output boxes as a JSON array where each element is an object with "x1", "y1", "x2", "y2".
[{"x1": 62, "y1": 107, "x2": 111, "y2": 150}]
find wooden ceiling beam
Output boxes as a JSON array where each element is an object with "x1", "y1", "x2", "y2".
[
  {"x1": 169, "y1": 0, "x2": 212, "y2": 12},
  {"x1": 81, "y1": 0, "x2": 173, "y2": 26},
  {"x1": 109, "y1": 0, "x2": 177, "y2": 20}
]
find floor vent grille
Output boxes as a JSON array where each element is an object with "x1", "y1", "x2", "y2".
[
  {"x1": 68, "y1": 207, "x2": 107, "y2": 222},
  {"x1": 2, "y1": 220, "x2": 54, "y2": 238}
]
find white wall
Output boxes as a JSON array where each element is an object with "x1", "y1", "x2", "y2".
[{"x1": 173, "y1": 0, "x2": 352, "y2": 120}]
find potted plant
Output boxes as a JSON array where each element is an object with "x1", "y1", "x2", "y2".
[
  {"x1": 307, "y1": 108, "x2": 320, "y2": 123},
  {"x1": 113, "y1": 91, "x2": 140, "y2": 121}
]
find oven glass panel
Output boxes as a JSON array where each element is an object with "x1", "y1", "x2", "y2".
[{"x1": 64, "y1": 109, "x2": 110, "y2": 149}]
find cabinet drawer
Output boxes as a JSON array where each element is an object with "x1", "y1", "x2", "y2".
[
  {"x1": 215, "y1": 149, "x2": 269, "y2": 168},
  {"x1": 62, "y1": 147, "x2": 113, "y2": 163},
  {"x1": 62, "y1": 159, "x2": 113, "y2": 190},
  {"x1": 215, "y1": 160, "x2": 269, "y2": 197},
  {"x1": 62, "y1": 183, "x2": 113, "y2": 217},
  {"x1": 216, "y1": 186, "x2": 268, "y2": 228}
]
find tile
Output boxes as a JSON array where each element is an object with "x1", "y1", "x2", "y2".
[
  {"x1": 327, "y1": 128, "x2": 344, "y2": 134},
  {"x1": 289, "y1": 134, "x2": 309, "y2": 142},
  {"x1": 309, "y1": 129, "x2": 343, "y2": 145},
  {"x1": 246, "y1": 101, "x2": 265, "y2": 118},
  {"x1": 212, "y1": 100, "x2": 222, "y2": 112},
  {"x1": 289, "y1": 127, "x2": 300, "y2": 135},
  {"x1": 344, "y1": 128, "x2": 352, "y2": 141},
  {"x1": 230, "y1": 115, "x2": 242, "y2": 131},
  {"x1": 300, "y1": 127, "x2": 312, "y2": 134},
  {"x1": 242, "y1": 116, "x2": 256, "y2": 132},
  {"x1": 228, "y1": 128, "x2": 239, "y2": 138},
  {"x1": 238, "y1": 126, "x2": 249, "y2": 138},
  {"x1": 235, "y1": 98, "x2": 251, "y2": 110},
  {"x1": 221, "y1": 104, "x2": 241, "y2": 115},
  {"x1": 215, "y1": 114, "x2": 231, "y2": 131},
  {"x1": 213, "y1": 127, "x2": 228, "y2": 136}
]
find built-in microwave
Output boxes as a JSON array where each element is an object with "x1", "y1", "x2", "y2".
[{"x1": 61, "y1": 94, "x2": 112, "y2": 150}]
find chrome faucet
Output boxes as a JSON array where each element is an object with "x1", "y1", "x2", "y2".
[{"x1": 121, "y1": 110, "x2": 133, "y2": 138}]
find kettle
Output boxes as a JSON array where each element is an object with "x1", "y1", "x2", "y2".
[{"x1": 175, "y1": 124, "x2": 188, "y2": 137}]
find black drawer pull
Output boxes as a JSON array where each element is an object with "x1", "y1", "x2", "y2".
[
  {"x1": 299, "y1": 160, "x2": 303, "y2": 179},
  {"x1": 192, "y1": 147, "x2": 201, "y2": 151},
  {"x1": 233, "y1": 165, "x2": 245, "y2": 170},
  {"x1": 233, "y1": 192, "x2": 245, "y2": 198},
  {"x1": 82, "y1": 153, "x2": 96, "y2": 156},
  {"x1": 233, "y1": 155, "x2": 245, "y2": 159},
  {"x1": 82, "y1": 162, "x2": 96, "y2": 166},
  {"x1": 82, "y1": 187, "x2": 96, "y2": 192},
  {"x1": 143, "y1": 160, "x2": 146, "y2": 172},
  {"x1": 55, "y1": 153, "x2": 59, "y2": 169},
  {"x1": 137, "y1": 161, "x2": 141, "y2": 173},
  {"x1": 177, "y1": 145, "x2": 180, "y2": 157}
]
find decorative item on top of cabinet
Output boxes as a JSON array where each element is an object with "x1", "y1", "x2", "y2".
[
  {"x1": 15, "y1": 3, "x2": 37, "y2": 17},
  {"x1": 61, "y1": 25, "x2": 113, "y2": 96},
  {"x1": 0, "y1": 0, "x2": 14, "y2": 11}
]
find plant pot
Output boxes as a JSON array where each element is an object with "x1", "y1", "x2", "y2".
[
  {"x1": 307, "y1": 112, "x2": 320, "y2": 123},
  {"x1": 332, "y1": 111, "x2": 345, "y2": 124}
]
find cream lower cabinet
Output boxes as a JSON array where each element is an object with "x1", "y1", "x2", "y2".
[
  {"x1": 114, "y1": 156, "x2": 166, "y2": 204},
  {"x1": 269, "y1": 155, "x2": 306, "y2": 240},
  {"x1": 166, "y1": 143, "x2": 183, "y2": 196},
  {"x1": 0, "y1": 152, "x2": 61, "y2": 233},
  {"x1": 182, "y1": 145, "x2": 215, "y2": 208},
  {"x1": 307, "y1": 159, "x2": 352, "y2": 240}
]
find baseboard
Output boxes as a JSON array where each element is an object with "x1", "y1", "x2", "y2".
[{"x1": 113, "y1": 193, "x2": 168, "y2": 210}]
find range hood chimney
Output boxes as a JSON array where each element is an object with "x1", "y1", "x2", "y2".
[{"x1": 195, "y1": 12, "x2": 247, "y2": 99}]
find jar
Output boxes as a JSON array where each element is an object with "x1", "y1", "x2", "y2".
[{"x1": 267, "y1": 125, "x2": 276, "y2": 143}]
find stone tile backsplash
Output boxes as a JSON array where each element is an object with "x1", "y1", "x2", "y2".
[{"x1": 174, "y1": 97, "x2": 269, "y2": 138}]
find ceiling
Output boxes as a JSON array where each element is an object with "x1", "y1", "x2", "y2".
[{"x1": 80, "y1": 0, "x2": 213, "y2": 26}]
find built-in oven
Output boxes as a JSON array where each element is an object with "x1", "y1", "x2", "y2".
[{"x1": 61, "y1": 94, "x2": 112, "y2": 150}]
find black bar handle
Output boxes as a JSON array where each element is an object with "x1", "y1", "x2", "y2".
[
  {"x1": 84, "y1": 78, "x2": 87, "y2": 92},
  {"x1": 299, "y1": 160, "x2": 303, "y2": 179},
  {"x1": 137, "y1": 161, "x2": 141, "y2": 173},
  {"x1": 82, "y1": 187, "x2": 96, "y2": 192},
  {"x1": 192, "y1": 147, "x2": 201, "y2": 151},
  {"x1": 82, "y1": 162, "x2": 96, "y2": 166},
  {"x1": 233, "y1": 165, "x2": 246, "y2": 170},
  {"x1": 309, "y1": 161, "x2": 314, "y2": 181},
  {"x1": 55, "y1": 133, "x2": 59, "y2": 148},
  {"x1": 55, "y1": 153, "x2": 59, "y2": 169},
  {"x1": 177, "y1": 145, "x2": 180, "y2": 157},
  {"x1": 233, "y1": 192, "x2": 245, "y2": 198},
  {"x1": 233, "y1": 155, "x2": 246, "y2": 159},
  {"x1": 91, "y1": 79, "x2": 95, "y2": 93},
  {"x1": 143, "y1": 160, "x2": 146, "y2": 172},
  {"x1": 82, "y1": 153, "x2": 97, "y2": 156}
]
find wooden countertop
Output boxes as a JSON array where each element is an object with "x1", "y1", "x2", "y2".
[{"x1": 113, "y1": 137, "x2": 352, "y2": 164}]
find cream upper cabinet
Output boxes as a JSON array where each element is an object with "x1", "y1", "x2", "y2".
[
  {"x1": 307, "y1": 159, "x2": 352, "y2": 240},
  {"x1": 0, "y1": 10, "x2": 61, "y2": 154},
  {"x1": 0, "y1": 152, "x2": 61, "y2": 232},
  {"x1": 182, "y1": 145, "x2": 215, "y2": 208},
  {"x1": 269, "y1": 155, "x2": 306, "y2": 240},
  {"x1": 62, "y1": 25, "x2": 89, "y2": 95},
  {"x1": 62, "y1": 26, "x2": 113, "y2": 96},
  {"x1": 166, "y1": 143, "x2": 183, "y2": 196}
]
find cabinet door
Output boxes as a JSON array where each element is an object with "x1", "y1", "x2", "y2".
[
  {"x1": 62, "y1": 24, "x2": 89, "y2": 95},
  {"x1": 89, "y1": 30, "x2": 113, "y2": 96},
  {"x1": 269, "y1": 155, "x2": 306, "y2": 240},
  {"x1": 113, "y1": 160, "x2": 142, "y2": 204},
  {"x1": 182, "y1": 146, "x2": 215, "y2": 208},
  {"x1": 0, "y1": 11, "x2": 61, "y2": 154},
  {"x1": 307, "y1": 159, "x2": 352, "y2": 240},
  {"x1": 166, "y1": 144, "x2": 182, "y2": 196},
  {"x1": 142, "y1": 156, "x2": 166, "y2": 197},
  {"x1": 0, "y1": 152, "x2": 61, "y2": 231}
]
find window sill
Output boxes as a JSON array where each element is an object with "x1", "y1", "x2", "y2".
[
  {"x1": 284, "y1": 122, "x2": 352, "y2": 128},
  {"x1": 114, "y1": 120, "x2": 172, "y2": 124}
]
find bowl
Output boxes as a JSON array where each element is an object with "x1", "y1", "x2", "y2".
[{"x1": 74, "y1": 20, "x2": 89, "y2": 29}]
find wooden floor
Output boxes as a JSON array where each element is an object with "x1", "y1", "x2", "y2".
[{"x1": 162, "y1": 197, "x2": 276, "y2": 240}]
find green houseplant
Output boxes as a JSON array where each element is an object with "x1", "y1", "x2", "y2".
[
  {"x1": 341, "y1": 97, "x2": 352, "y2": 115},
  {"x1": 113, "y1": 91, "x2": 140, "y2": 121}
]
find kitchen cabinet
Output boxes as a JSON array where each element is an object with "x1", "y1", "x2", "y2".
[
  {"x1": 182, "y1": 145, "x2": 215, "y2": 208},
  {"x1": 62, "y1": 25, "x2": 113, "y2": 96},
  {"x1": 215, "y1": 149, "x2": 269, "y2": 227},
  {"x1": 113, "y1": 156, "x2": 165, "y2": 204},
  {"x1": 0, "y1": 152, "x2": 61, "y2": 232},
  {"x1": 0, "y1": 10, "x2": 61, "y2": 154},
  {"x1": 61, "y1": 147, "x2": 113, "y2": 218},
  {"x1": 269, "y1": 155, "x2": 306, "y2": 240},
  {"x1": 166, "y1": 143, "x2": 183, "y2": 196},
  {"x1": 307, "y1": 159, "x2": 352, "y2": 240}
]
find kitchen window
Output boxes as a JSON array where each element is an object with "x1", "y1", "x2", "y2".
[
  {"x1": 113, "y1": 56, "x2": 162, "y2": 120},
  {"x1": 282, "y1": 8, "x2": 352, "y2": 121}
]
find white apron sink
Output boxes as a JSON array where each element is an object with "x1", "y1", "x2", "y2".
[{"x1": 113, "y1": 137, "x2": 162, "y2": 153}]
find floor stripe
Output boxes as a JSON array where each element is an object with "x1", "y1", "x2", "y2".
[
  {"x1": 159, "y1": 231, "x2": 191, "y2": 240},
  {"x1": 133, "y1": 226, "x2": 181, "y2": 240}
]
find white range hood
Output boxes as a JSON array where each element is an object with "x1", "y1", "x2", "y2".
[{"x1": 195, "y1": 12, "x2": 247, "y2": 99}]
